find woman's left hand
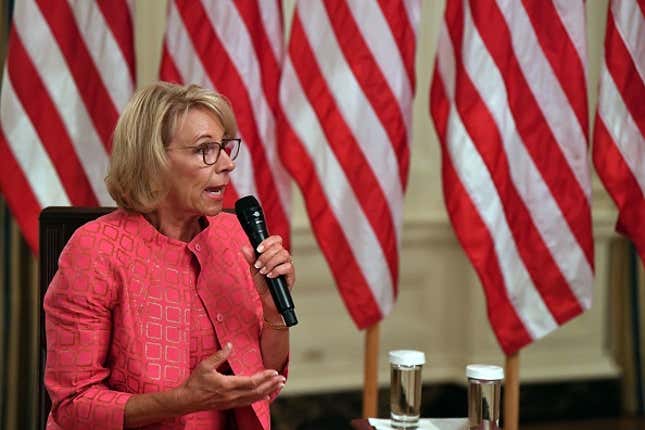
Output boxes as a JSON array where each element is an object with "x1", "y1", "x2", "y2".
[{"x1": 241, "y1": 236, "x2": 295, "y2": 316}]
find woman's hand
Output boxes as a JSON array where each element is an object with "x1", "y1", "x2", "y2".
[
  {"x1": 124, "y1": 343, "x2": 284, "y2": 427},
  {"x1": 175, "y1": 343, "x2": 285, "y2": 413},
  {"x1": 241, "y1": 235, "x2": 295, "y2": 318}
]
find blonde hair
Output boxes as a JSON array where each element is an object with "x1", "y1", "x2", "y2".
[{"x1": 105, "y1": 82, "x2": 237, "y2": 213}]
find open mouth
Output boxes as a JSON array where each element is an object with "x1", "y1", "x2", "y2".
[{"x1": 205, "y1": 185, "x2": 225, "y2": 196}]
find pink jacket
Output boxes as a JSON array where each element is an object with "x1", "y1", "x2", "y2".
[{"x1": 44, "y1": 210, "x2": 285, "y2": 429}]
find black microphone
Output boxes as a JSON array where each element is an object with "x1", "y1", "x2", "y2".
[{"x1": 235, "y1": 195, "x2": 298, "y2": 327}]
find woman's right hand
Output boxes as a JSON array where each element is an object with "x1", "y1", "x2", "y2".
[{"x1": 174, "y1": 343, "x2": 285, "y2": 413}]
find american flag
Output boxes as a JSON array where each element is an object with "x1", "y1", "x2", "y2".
[
  {"x1": 159, "y1": 0, "x2": 292, "y2": 249},
  {"x1": 0, "y1": 0, "x2": 135, "y2": 253},
  {"x1": 430, "y1": 0, "x2": 594, "y2": 354},
  {"x1": 278, "y1": 0, "x2": 420, "y2": 328},
  {"x1": 593, "y1": 0, "x2": 645, "y2": 264}
]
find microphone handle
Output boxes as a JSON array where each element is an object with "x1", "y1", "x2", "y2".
[
  {"x1": 249, "y1": 231, "x2": 298, "y2": 327},
  {"x1": 263, "y1": 274, "x2": 297, "y2": 326}
]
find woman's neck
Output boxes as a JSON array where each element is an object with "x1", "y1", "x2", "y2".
[{"x1": 144, "y1": 209, "x2": 203, "y2": 242}]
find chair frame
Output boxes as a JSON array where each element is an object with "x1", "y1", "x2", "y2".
[
  {"x1": 37, "y1": 206, "x2": 237, "y2": 428},
  {"x1": 38, "y1": 206, "x2": 115, "y2": 429}
]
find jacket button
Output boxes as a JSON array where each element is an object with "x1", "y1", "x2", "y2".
[
  {"x1": 195, "y1": 244, "x2": 201, "y2": 251},
  {"x1": 216, "y1": 313, "x2": 224, "y2": 322}
]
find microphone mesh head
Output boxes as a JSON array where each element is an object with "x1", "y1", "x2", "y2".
[
  {"x1": 235, "y1": 195, "x2": 261, "y2": 215},
  {"x1": 235, "y1": 195, "x2": 267, "y2": 242}
]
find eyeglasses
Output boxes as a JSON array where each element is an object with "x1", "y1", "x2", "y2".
[
  {"x1": 199, "y1": 138, "x2": 241, "y2": 165},
  {"x1": 170, "y1": 138, "x2": 241, "y2": 165}
]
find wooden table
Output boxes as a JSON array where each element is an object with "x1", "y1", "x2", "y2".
[{"x1": 351, "y1": 418, "x2": 469, "y2": 429}]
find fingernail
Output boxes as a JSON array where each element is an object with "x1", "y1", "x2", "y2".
[
  {"x1": 254, "y1": 261, "x2": 262, "y2": 269},
  {"x1": 272, "y1": 370, "x2": 279, "y2": 376},
  {"x1": 257, "y1": 244, "x2": 264, "y2": 252},
  {"x1": 226, "y1": 342, "x2": 232, "y2": 350},
  {"x1": 278, "y1": 383, "x2": 285, "y2": 389},
  {"x1": 259, "y1": 267, "x2": 267, "y2": 274}
]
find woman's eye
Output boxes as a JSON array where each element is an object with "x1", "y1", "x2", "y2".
[{"x1": 196, "y1": 143, "x2": 212, "y2": 154}]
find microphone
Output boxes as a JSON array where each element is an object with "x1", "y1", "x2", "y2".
[{"x1": 235, "y1": 195, "x2": 298, "y2": 327}]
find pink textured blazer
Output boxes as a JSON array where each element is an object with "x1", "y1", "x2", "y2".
[{"x1": 44, "y1": 210, "x2": 286, "y2": 429}]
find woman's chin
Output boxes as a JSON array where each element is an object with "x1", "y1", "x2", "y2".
[{"x1": 200, "y1": 202, "x2": 223, "y2": 217}]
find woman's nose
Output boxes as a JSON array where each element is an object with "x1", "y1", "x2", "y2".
[{"x1": 215, "y1": 151, "x2": 235, "y2": 172}]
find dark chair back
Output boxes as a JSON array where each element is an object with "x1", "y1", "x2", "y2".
[{"x1": 38, "y1": 206, "x2": 115, "y2": 430}]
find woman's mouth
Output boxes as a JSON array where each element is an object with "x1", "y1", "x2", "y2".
[{"x1": 205, "y1": 185, "x2": 225, "y2": 198}]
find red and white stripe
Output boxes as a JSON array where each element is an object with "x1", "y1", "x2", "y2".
[
  {"x1": 593, "y1": 0, "x2": 645, "y2": 263},
  {"x1": 279, "y1": 0, "x2": 420, "y2": 328},
  {"x1": 159, "y1": 0, "x2": 291, "y2": 248},
  {"x1": 430, "y1": 0, "x2": 594, "y2": 354},
  {"x1": 0, "y1": 0, "x2": 135, "y2": 253}
]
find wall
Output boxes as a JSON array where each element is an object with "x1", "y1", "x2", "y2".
[{"x1": 134, "y1": 0, "x2": 622, "y2": 395}]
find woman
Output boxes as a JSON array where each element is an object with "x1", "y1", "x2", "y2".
[{"x1": 44, "y1": 82, "x2": 293, "y2": 429}]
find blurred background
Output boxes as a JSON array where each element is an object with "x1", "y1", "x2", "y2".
[{"x1": 1, "y1": 0, "x2": 644, "y2": 429}]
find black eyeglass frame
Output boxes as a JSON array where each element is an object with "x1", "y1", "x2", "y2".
[{"x1": 200, "y1": 138, "x2": 241, "y2": 165}]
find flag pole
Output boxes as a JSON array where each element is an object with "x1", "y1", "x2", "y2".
[
  {"x1": 362, "y1": 323, "x2": 380, "y2": 417},
  {"x1": 504, "y1": 352, "x2": 520, "y2": 430}
]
